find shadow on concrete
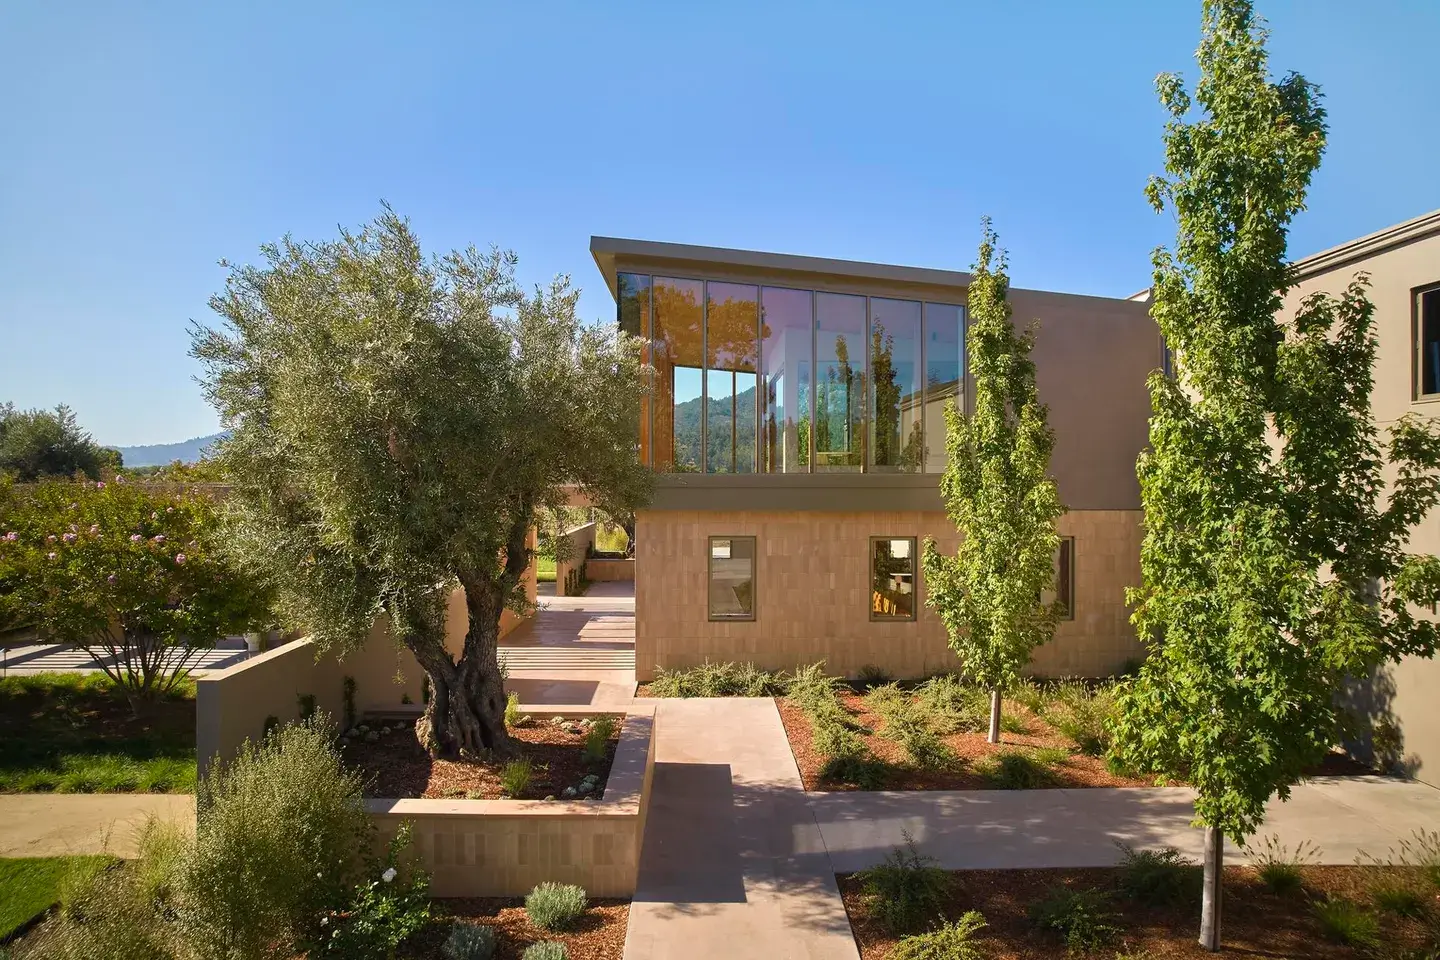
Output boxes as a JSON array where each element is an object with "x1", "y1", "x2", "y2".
[
  {"x1": 505, "y1": 678, "x2": 600, "y2": 705},
  {"x1": 634, "y1": 762, "x2": 746, "y2": 907}
]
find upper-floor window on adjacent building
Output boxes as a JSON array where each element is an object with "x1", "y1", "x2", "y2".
[
  {"x1": 1418, "y1": 285, "x2": 1440, "y2": 398},
  {"x1": 618, "y1": 272, "x2": 965, "y2": 474}
]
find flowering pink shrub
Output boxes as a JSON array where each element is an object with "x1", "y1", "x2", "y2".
[{"x1": 0, "y1": 477, "x2": 272, "y2": 707}]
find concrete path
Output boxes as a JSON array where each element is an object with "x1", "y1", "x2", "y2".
[
  {"x1": 502, "y1": 582, "x2": 637, "y2": 711},
  {"x1": 811, "y1": 774, "x2": 1440, "y2": 872},
  {"x1": 0, "y1": 794, "x2": 194, "y2": 858},
  {"x1": 1, "y1": 640, "x2": 251, "y2": 676},
  {"x1": 624, "y1": 698, "x2": 859, "y2": 960}
]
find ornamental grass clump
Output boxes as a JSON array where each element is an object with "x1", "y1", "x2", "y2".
[
  {"x1": 525, "y1": 882, "x2": 587, "y2": 931},
  {"x1": 500, "y1": 759, "x2": 534, "y2": 798},
  {"x1": 648, "y1": 661, "x2": 785, "y2": 698},
  {"x1": 1116, "y1": 844, "x2": 1199, "y2": 906},
  {"x1": 1246, "y1": 835, "x2": 1319, "y2": 896},
  {"x1": 1045, "y1": 681, "x2": 1118, "y2": 756},
  {"x1": 584, "y1": 717, "x2": 616, "y2": 763}
]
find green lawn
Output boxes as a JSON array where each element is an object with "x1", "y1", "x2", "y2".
[
  {"x1": 0, "y1": 855, "x2": 114, "y2": 939},
  {"x1": 0, "y1": 673, "x2": 197, "y2": 793},
  {"x1": 537, "y1": 556, "x2": 556, "y2": 582}
]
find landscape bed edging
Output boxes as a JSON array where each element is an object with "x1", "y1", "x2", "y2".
[{"x1": 365, "y1": 705, "x2": 656, "y2": 898}]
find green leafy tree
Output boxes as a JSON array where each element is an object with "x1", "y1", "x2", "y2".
[
  {"x1": 191, "y1": 207, "x2": 651, "y2": 758},
  {"x1": 923, "y1": 220, "x2": 1065, "y2": 743},
  {"x1": 1111, "y1": 1, "x2": 1440, "y2": 950},
  {"x1": 0, "y1": 477, "x2": 270, "y2": 713},
  {"x1": 0, "y1": 403, "x2": 121, "y2": 480}
]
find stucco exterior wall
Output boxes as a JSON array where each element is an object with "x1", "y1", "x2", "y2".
[
  {"x1": 555, "y1": 523, "x2": 596, "y2": 597},
  {"x1": 634, "y1": 508, "x2": 1143, "y2": 682},
  {"x1": 1282, "y1": 221, "x2": 1440, "y2": 785},
  {"x1": 586, "y1": 558, "x2": 634, "y2": 581}
]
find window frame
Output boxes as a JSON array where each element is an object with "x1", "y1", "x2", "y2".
[
  {"x1": 1414, "y1": 283, "x2": 1440, "y2": 401},
  {"x1": 868, "y1": 535, "x2": 919, "y2": 622},
  {"x1": 1053, "y1": 536, "x2": 1075, "y2": 622},
  {"x1": 707, "y1": 535, "x2": 758, "y2": 622}
]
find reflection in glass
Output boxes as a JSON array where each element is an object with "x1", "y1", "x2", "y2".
[
  {"x1": 924, "y1": 303, "x2": 964, "y2": 472},
  {"x1": 869, "y1": 298, "x2": 923, "y2": 472},
  {"x1": 815, "y1": 293, "x2": 866, "y2": 471},
  {"x1": 653, "y1": 278, "x2": 705, "y2": 472},
  {"x1": 760, "y1": 287, "x2": 812, "y2": 473},
  {"x1": 705, "y1": 283, "x2": 758, "y2": 474},
  {"x1": 1041, "y1": 538, "x2": 1074, "y2": 619},
  {"x1": 708, "y1": 536, "x2": 756, "y2": 620},
  {"x1": 871, "y1": 537, "x2": 917, "y2": 620},
  {"x1": 618, "y1": 273, "x2": 652, "y2": 466}
]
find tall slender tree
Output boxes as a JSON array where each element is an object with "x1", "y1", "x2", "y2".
[
  {"x1": 923, "y1": 220, "x2": 1065, "y2": 743},
  {"x1": 1111, "y1": 1, "x2": 1440, "y2": 950},
  {"x1": 192, "y1": 207, "x2": 651, "y2": 758}
]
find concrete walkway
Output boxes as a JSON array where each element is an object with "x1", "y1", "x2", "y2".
[
  {"x1": 0, "y1": 794, "x2": 194, "y2": 858},
  {"x1": 624, "y1": 698, "x2": 859, "y2": 960},
  {"x1": 1, "y1": 640, "x2": 251, "y2": 675}
]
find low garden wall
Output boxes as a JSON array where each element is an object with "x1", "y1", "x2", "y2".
[
  {"x1": 366, "y1": 706, "x2": 656, "y2": 897},
  {"x1": 197, "y1": 574, "x2": 535, "y2": 777},
  {"x1": 555, "y1": 522, "x2": 595, "y2": 597},
  {"x1": 585, "y1": 558, "x2": 633, "y2": 582}
]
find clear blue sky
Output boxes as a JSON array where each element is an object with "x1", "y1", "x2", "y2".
[{"x1": 2, "y1": 1, "x2": 1437, "y2": 446}]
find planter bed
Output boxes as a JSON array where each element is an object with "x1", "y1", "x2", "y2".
[
  {"x1": 841, "y1": 865, "x2": 1438, "y2": 958},
  {"x1": 341, "y1": 716, "x2": 620, "y2": 800},
  {"x1": 401, "y1": 897, "x2": 627, "y2": 960},
  {"x1": 778, "y1": 691, "x2": 1152, "y2": 792}
]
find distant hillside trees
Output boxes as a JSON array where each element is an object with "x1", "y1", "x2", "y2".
[{"x1": 0, "y1": 403, "x2": 121, "y2": 480}]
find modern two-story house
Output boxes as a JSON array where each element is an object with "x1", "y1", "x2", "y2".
[{"x1": 591, "y1": 237, "x2": 1162, "y2": 682}]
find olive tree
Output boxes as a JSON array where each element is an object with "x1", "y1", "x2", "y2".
[
  {"x1": 192, "y1": 207, "x2": 651, "y2": 757},
  {"x1": 1111, "y1": 1, "x2": 1440, "y2": 949},
  {"x1": 923, "y1": 220, "x2": 1065, "y2": 742}
]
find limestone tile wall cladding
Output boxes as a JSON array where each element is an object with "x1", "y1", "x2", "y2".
[{"x1": 635, "y1": 509, "x2": 1144, "y2": 681}]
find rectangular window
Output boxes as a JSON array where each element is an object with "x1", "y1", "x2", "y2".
[
  {"x1": 815, "y1": 292, "x2": 866, "y2": 470},
  {"x1": 1418, "y1": 286, "x2": 1440, "y2": 398},
  {"x1": 923, "y1": 302, "x2": 964, "y2": 472},
  {"x1": 869, "y1": 298, "x2": 924, "y2": 472},
  {"x1": 1041, "y1": 537, "x2": 1075, "y2": 620},
  {"x1": 870, "y1": 537, "x2": 917, "y2": 621},
  {"x1": 653, "y1": 278, "x2": 705, "y2": 472},
  {"x1": 760, "y1": 287, "x2": 813, "y2": 473},
  {"x1": 618, "y1": 273, "x2": 652, "y2": 467},
  {"x1": 705, "y1": 282, "x2": 759, "y2": 474},
  {"x1": 708, "y1": 537, "x2": 756, "y2": 620}
]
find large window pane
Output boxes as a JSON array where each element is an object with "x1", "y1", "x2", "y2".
[
  {"x1": 869, "y1": 298, "x2": 923, "y2": 472},
  {"x1": 653, "y1": 278, "x2": 704, "y2": 472},
  {"x1": 708, "y1": 536, "x2": 756, "y2": 620},
  {"x1": 871, "y1": 537, "x2": 917, "y2": 620},
  {"x1": 760, "y1": 287, "x2": 812, "y2": 473},
  {"x1": 1422, "y1": 287, "x2": 1440, "y2": 397},
  {"x1": 1042, "y1": 537, "x2": 1075, "y2": 620},
  {"x1": 618, "y1": 273, "x2": 652, "y2": 466},
  {"x1": 924, "y1": 302, "x2": 964, "y2": 472},
  {"x1": 705, "y1": 282, "x2": 758, "y2": 474},
  {"x1": 815, "y1": 292, "x2": 866, "y2": 471}
]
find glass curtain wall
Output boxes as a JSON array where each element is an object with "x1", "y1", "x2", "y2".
[
  {"x1": 621, "y1": 273, "x2": 964, "y2": 473},
  {"x1": 705, "y1": 283, "x2": 759, "y2": 473},
  {"x1": 760, "y1": 287, "x2": 812, "y2": 473},
  {"x1": 617, "y1": 273, "x2": 652, "y2": 466},
  {"x1": 924, "y1": 302, "x2": 964, "y2": 472},
  {"x1": 652, "y1": 278, "x2": 705, "y2": 472},
  {"x1": 814, "y1": 292, "x2": 867, "y2": 471},
  {"x1": 869, "y1": 298, "x2": 923, "y2": 472}
]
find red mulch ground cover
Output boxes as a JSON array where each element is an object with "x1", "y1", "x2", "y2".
[
  {"x1": 340, "y1": 718, "x2": 619, "y2": 800},
  {"x1": 777, "y1": 693, "x2": 1154, "y2": 792},
  {"x1": 401, "y1": 898, "x2": 628, "y2": 960},
  {"x1": 841, "y1": 865, "x2": 1439, "y2": 959}
]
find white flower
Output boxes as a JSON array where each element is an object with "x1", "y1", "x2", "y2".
[
  {"x1": 381, "y1": 867, "x2": 397, "y2": 883},
  {"x1": 320, "y1": 916, "x2": 328, "y2": 927}
]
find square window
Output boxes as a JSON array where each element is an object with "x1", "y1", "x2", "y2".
[
  {"x1": 1041, "y1": 537, "x2": 1075, "y2": 620},
  {"x1": 708, "y1": 536, "x2": 755, "y2": 620},
  {"x1": 1418, "y1": 286, "x2": 1440, "y2": 398},
  {"x1": 870, "y1": 537, "x2": 918, "y2": 621}
]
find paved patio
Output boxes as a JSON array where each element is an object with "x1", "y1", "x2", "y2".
[{"x1": 500, "y1": 580, "x2": 637, "y2": 711}]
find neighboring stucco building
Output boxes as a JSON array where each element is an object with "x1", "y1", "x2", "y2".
[
  {"x1": 1279, "y1": 208, "x2": 1440, "y2": 785},
  {"x1": 592, "y1": 237, "x2": 1160, "y2": 682}
]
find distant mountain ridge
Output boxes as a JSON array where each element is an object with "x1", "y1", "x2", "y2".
[{"x1": 113, "y1": 431, "x2": 229, "y2": 467}]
